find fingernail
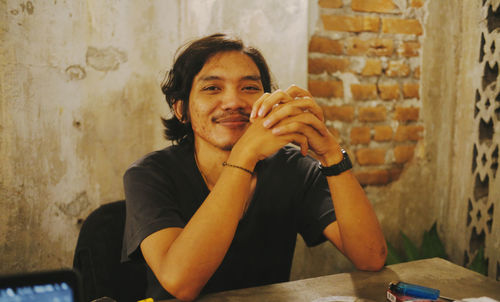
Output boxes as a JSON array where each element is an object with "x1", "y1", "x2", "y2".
[
  {"x1": 258, "y1": 107, "x2": 265, "y2": 117},
  {"x1": 263, "y1": 119, "x2": 271, "y2": 128},
  {"x1": 250, "y1": 110, "x2": 255, "y2": 119},
  {"x1": 272, "y1": 128, "x2": 281, "y2": 134}
]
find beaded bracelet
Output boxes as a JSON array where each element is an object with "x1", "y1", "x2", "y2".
[{"x1": 222, "y1": 162, "x2": 253, "y2": 175}]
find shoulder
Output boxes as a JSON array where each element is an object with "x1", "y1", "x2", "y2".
[{"x1": 124, "y1": 143, "x2": 193, "y2": 181}]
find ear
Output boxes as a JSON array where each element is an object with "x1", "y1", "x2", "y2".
[{"x1": 172, "y1": 100, "x2": 185, "y2": 122}]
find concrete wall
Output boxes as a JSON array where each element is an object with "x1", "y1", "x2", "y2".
[
  {"x1": 2, "y1": 0, "x2": 497, "y2": 283},
  {"x1": 0, "y1": 0, "x2": 309, "y2": 274},
  {"x1": 299, "y1": 0, "x2": 498, "y2": 280}
]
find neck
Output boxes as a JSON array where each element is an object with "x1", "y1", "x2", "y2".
[{"x1": 194, "y1": 141, "x2": 231, "y2": 190}]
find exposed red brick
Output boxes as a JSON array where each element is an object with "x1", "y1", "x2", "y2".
[
  {"x1": 399, "y1": 41, "x2": 420, "y2": 57},
  {"x1": 308, "y1": 80, "x2": 344, "y2": 98},
  {"x1": 394, "y1": 125, "x2": 424, "y2": 141},
  {"x1": 361, "y1": 59, "x2": 382, "y2": 76},
  {"x1": 413, "y1": 66, "x2": 421, "y2": 79},
  {"x1": 309, "y1": 36, "x2": 343, "y2": 55},
  {"x1": 346, "y1": 38, "x2": 369, "y2": 55},
  {"x1": 351, "y1": 84, "x2": 378, "y2": 101},
  {"x1": 322, "y1": 15, "x2": 380, "y2": 33},
  {"x1": 389, "y1": 168, "x2": 403, "y2": 182},
  {"x1": 359, "y1": 106, "x2": 387, "y2": 122},
  {"x1": 410, "y1": 0, "x2": 424, "y2": 8},
  {"x1": 356, "y1": 148, "x2": 386, "y2": 165},
  {"x1": 394, "y1": 107, "x2": 419, "y2": 122},
  {"x1": 407, "y1": 126, "x2": 423, "y2": 140},
  {"x1": 403, "y1": 83, "x2": 420, "y2": 98},
  {"x1": 354, "y1": 169, "x2": 390, "y2": 186},
  {"x1": 378, "y1": 83, "x2": 400, "y2": 100},
  {"x1": 374, "y1": 125, "x2": 393, "y2": 141},
  {"x1": 367, "y1": 38, "x2": 394, "y2": 56},
  {"x1": 386, "y1": 60, "x2": 411, "y2": 77},
  {"x1": 394, "y1": 145, "x2": 416, "y2": 164},
  {"x1": 346, "y1": 38, "x2": 394, "y2": 56},
  {"x1": 382, "y1": 18, "x2": 423, "y2": 35},
  {"x1": 322, "y1": 105, "x2": 355, "y2": 122},
  {"x1": 352, "y1": 0, "x2": 396, "y2": 13},
  {"x1": 350, "y1": 127, "x2": 371, "y2": 144},
  {"x1": 319, "y1": 0, "x2": 343, "y2": 8},
  {"x1": 308, "y1": 57, "x2": 350, "y2": 74}
]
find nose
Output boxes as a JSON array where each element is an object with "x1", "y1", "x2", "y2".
[{"x1": 219, "y1": 88, "x2": 250, "y2": 111}]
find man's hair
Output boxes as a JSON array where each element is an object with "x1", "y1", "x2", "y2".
[{"x1": 161, "y1": 33, "x2": 276, "y2": 145}]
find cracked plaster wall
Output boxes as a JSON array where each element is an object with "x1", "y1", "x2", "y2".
[
  {"x1": 0, "y1": 0, "x2": 308, "y2": 274},
  {"x1": 1, "y1": 0, "x2": 486, "y2": 281}
]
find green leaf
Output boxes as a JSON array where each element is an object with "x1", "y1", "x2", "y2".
[
  {"x1": 400, "y1": 231, "x2": 421, "y2": 261},
  {"x1": 420, "y1": 222, "x2": 448, "y2": 259},
  {"x1": 468, "y1": 246, "x2": 488, "y2": 275},
  {"x1": 386, "y1": 240, "x2": 404, "y2": 265}
]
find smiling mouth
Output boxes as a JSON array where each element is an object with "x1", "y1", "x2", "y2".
[
  {"x1": 213, "y1": 110, "x2": 250, "y2": 123},
  {"x1": 212, "y1": 114, "x2": 250, "y2": 129}
]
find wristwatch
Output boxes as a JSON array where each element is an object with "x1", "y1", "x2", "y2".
[{"x1": 318, "y1": 148, "x2": 353, "y2": 176}]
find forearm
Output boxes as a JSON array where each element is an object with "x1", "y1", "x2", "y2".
[
  {"x1": 326, "y1": 170, "x2": 387, "y2": 270},
  {"x1": 156, "y1": 153, "x2": 257, "y2": 300},
  {"x1": 160, "y1": 170, "x2": 250, "y2": 298}
]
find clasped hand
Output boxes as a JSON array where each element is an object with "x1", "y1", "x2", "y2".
[{"x1": 235, "y1": 85, "x2": 341, "y2": 165}]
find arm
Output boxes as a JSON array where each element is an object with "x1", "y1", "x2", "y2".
[
  {"x1": 321, "y1": 169, "x2": 387, "y2": 271},
  {"x1": 254, "y1": 85, "x2": 387, "y2": 271},
  {"x1": 141, "y1": 164, "x2": 253, "y2": 301},
  {"x1": 140, "y1": 111, "x2": 308, "y2": 301}
]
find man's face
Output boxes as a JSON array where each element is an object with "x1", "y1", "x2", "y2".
[{"x1": 187, "y1": 51, "x2": 264, "y2": 151}]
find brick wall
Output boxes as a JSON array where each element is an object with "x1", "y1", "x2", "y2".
[{"x1": 309, "y1": 0, "x2": 425, "y2": 186}]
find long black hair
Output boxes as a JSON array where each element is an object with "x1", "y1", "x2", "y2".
[{"x1": 161, "y1": 33, "x2": 275, "y2": 145}]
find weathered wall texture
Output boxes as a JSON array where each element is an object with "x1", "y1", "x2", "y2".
[
  {"x1": 0, "y1": 0, "x2": 309, "y2": 274},
  {"x1": 2, "y1": 0, "x2": 498, "y2": 283},
  {"x1": 299, "y1": 0, "x2": 430, "y2": 278},
  {"x1": 303, "y1": 0, "x2": 500, "y2": 281},
  {"x1": 443, "y1": 0, "x2": 500, "y2": 279}
]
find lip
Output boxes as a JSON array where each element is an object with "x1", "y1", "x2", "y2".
[{"x1": 214, "y1": 115, "x2": 250, "y2": 127}]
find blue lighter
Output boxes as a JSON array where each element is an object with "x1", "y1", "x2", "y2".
[{"x1": 389, "y1": 281, "x2": 440, "y2": 300}]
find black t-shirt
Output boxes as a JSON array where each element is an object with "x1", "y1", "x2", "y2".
[{"x1": 122, "y1": 142, "x2": 336, "y2": 299}]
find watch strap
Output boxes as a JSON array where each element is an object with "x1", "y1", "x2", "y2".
[{"x1": 318, "y1": 149, "x2": 353, "y2": 176}]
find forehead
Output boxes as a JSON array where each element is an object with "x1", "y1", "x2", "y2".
[{"x1": 194, "y1": 51, "x2": 261, "y2": 80}]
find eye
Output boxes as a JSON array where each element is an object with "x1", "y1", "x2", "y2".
[
  {"x1": 243, "y1": 86, "x2": 261, "y2": 92},
  {"x1": 202, "y1": 85, "x2": 219, "y2": 91}
]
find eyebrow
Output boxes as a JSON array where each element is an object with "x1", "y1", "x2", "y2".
[{"x1": 198, "y1": 75, "x2": 262, "y2": 82}]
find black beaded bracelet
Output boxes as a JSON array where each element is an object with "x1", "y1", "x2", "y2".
[{"x1": 222, "y1": 162, "x2": 253, "y2": 175}]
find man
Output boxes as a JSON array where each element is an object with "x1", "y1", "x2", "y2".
[{"x1": 122, "y1": 33, "x2": 387, "y2": 301}]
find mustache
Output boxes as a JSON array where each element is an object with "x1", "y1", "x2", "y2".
[{"x1": 212, "y1": 109, "x2": 250, "y2": 122}]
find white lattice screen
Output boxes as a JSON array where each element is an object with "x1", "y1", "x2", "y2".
[{"x1": 466, "y1": 0, "x2": 500, "y2": 280}]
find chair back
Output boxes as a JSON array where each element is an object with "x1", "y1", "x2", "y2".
[{"x1": 73, "y1": 200, "x2": 147, "y2": 302}]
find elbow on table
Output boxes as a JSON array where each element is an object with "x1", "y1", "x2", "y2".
[
  {"x1": 159, "y1": 274, "x2": 202, "y2": 302},
  {"x1": 354, "y1": 248, "x2": 387, "y2": 271},
  {"x1": 355, "y1": 259, "x2": 385, "y2": 271}
]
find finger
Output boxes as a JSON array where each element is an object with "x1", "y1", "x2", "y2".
[
  {"x1": 290, "y1": 96, "x2": 324, "y2": 122},
  {"x1": 263, "y1": 98, "x2": 324, "y2": 128},
  {"x1": 250, "y1": 92, "x2": 271, "y2": 121},
  {"x1": 257, "y1": 90, "x2": 294, "y2": 118},
  {"x1": 272, "y1": 113, "x2": 329, "y2": 137},
  {"x1": 285, "y1": 133, "x2": 309, "y2": 156},
  {"x1": 285, "y1": 85, "x2": 324, "y2": 121},
  {"x1": 299, "y1": 97, "x2": 324, "y2": 122},
  {"x1": 277, "y1": 123, "x2": 323, "y2": 144},
  {"x1": 285, "y1": 85, "x2": 313, "y2": 99},
  {"x1": 262, "y1": 105, "x2": 304, "y2": 128}
]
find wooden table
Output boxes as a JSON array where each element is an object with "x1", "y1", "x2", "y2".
[{"x1": 164, "y1": 258, "x2": 500, "y2": 301}]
